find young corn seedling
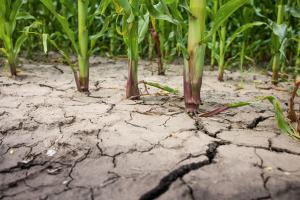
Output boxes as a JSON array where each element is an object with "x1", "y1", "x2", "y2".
[
  {"x1": 114, "y1": 0, "x2": 142, "y2": 99},
  {"x1": 252, "y1": 0, "x2": 293, "y2": 83},
  {"x1": 41, "y1": 0, "x2": 110, "y2": 92},
  {"x1": 216, "y1": 1, "x2": 265, "y2": 81},
  {"x1": 183, "y1": 0, "x2": 249, "y2": 112},
  {"x1": 271, "y1": 0, "x2": 285, "y2": 85},
  {"x1": 114, "y1": 0, "x2": 176, "y2": 99},
  {"x1": 238, "y1": 6, "x2": 254, "y2": 73},
  {"x1": 0, "y1": 0, "x2": 37, "y2": 77}
]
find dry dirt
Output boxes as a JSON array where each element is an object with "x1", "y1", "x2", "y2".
[{"x1": 0, "y1": 57, "x2": 300, "y2": 200}]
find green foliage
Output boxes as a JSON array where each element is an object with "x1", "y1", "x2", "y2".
[
  {"x1": 141, "y1": 80, "x2": 179, "y2": 95},
  {"x1": 0, "y1": 0, "x2": 39, "y2": 75},
  {"x1": 263, "y1": 96, "x2": 300, "y2": 141}
]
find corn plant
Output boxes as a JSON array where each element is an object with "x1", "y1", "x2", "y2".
[
  {"x1": 271, "y1": 0, "x2": 286, "y2": 84},
  {"x1": 113, "y1": 0, "x2": 142, "y2": 99},
  {"x1": 297, "y1": 38, "x2": 300, "y2": 73},
  {"x1": 113, "y1": 0, "x2": 176, "y2": 99},
  {"x1": 150, "y1": 19, "x2": 165, "y2": 75},
  {"x1": 184, "y1": 0, "x2": 249, "y2": 112},
  {"x1": 41, "y1": 0, "x2": 110, "y2": 92},
  {"x1": 292, "y1": 0, "x2": 300, "y2": 74},
  {"x1": 238, "y1": 6, "x2": 254, "y2": 72},
  {"x1": 0, "y1": 0, "x2": 37, "y2": 76},
  {"x1": 214, "y1": 1, "x2": 266, "y2": 81}
]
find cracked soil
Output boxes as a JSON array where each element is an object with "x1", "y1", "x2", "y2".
[{"x1": 0, "y1": 57, "x2": 300, "y2": 200}]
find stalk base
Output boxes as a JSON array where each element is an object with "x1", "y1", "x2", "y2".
[
  {"x1": 150, "y1": 27, "x2": 165, "y2": 76},
  {"x1": 218, "y1": 73, "x2": 224, "y2": 82},
  {"x1": 272, "y1": 72, "x2": 279, "y2": 85},
  {"x1": 79, "y1": 76, "x2": 89, "y2": 92},
  {"x1": 126, "y1": 60, "x2": 140, "y2": 100},
  {"x1": 185, "y1": 103, "x2": 199, "y2": 113},
  {"x1": 9, "y1": 63, "x2": 17, "y2": 77}
]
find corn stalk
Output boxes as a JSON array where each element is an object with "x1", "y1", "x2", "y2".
[
  {"x1": 115, "y1": 0, "x2": 176, "y2": 99},
  {"x1": 150, "y1": 19, "x2": 165, "y2": 75},
  {"x1": 184, "y1": 0, "x2": 206, "y2": 112},
  {"x1": 210, "y1": 0, "x2": 218, "y2": 71},
  {"x1": 41, "y1": 0, "x2": 111, "y2": 92},
  {"x1": 182, "y1": 0, "x2": 249, "y2": 112},
  {"x1": 272, "y1": 0, "x2": 285, "y2": 84},
  {"x1": 296, "y1": 37, "x2": 300, "y2": 74},
  {"x1": 78, "y1": 0, "x2": 89, "y2": 92},
  {"x1": 126, "y1": 18, "x2": 140, "y2": 99}
]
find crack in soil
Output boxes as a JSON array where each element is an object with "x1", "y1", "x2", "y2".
[
  {"x1": 124, "y1": 112, "x2": 148, "y2": 130},
  {"x1": 52, "y1": 65, "x2": 64, "y2": 74},
  {"x1": 179, "y1": 178, "x2": 195, "y2": 200},
  {"x1": 0, "y1": 111, "x2": 9, "y2": 117},
  {"x1": 39, "y1": 83, "x2": 66, "y2": 92},
  {"x1": 96, "y1": 141, "x2": 160, "y2": 168},
  {"x1": 254, "y1": 149, "x2": 272, "y2": 199},
  {"x1": 247, "y1": 116, "x2": 271, "y2": 129},
  {"x1": 0, "y1": 122, "x2": 23, "y2": 135},
  {"x1": 65, "y1": 149, "x2": 91, "y2": 188},
  {"x1": 138, "y1": 142, "x2": 221, "y2": 200},
  {"x1": 100, "y1": 171, "x2": 121, "y2": 188},
  {"x1": 1, "y1": 61, "x2": 299, "y2": 199},
  {"x1": 193, "y1": 114, "x2": 300, "y2": 157}
]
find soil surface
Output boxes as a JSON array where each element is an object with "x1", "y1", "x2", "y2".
[{"x1": 0, "y1": 57, "x2": 300, "y2": 200}]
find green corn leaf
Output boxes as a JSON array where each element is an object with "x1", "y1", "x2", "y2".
[
  {"x1": 9, "y1": 0, "x2": 22, "y2": 32},
  {"x1": 99, "y1": 0, "x2": 112, "y2": 15},
  {"x1": 0, "y1": 48, "x2": 8, "y2": 57},
  {"x1": 40, "y1": 0, "x2": 79, "y2": 54},
  {"x1": 13, "y1": 21, "x2": 41, "y2": 57},
  {"x1": 141, "y1": 81, "x2": 179, "y2": 94},
  {"x1": 272, "y1": 23, "x2": 288, "y2": 43},
  {"x1": 279, "y1": 38, "x2": 288, "y2": 60},
  {"x1": 205, "y1": 0, "x2": 249, "y2": 41},
  {"x1": 115, "y1": 0, "x2": 131, "y2": 14},
  {"x1": 144, "y1": 0, "x2": 178, "y2": 24},
  {"x1": 226, "y1": 21, "x2": 266, "y2": 50},
  {"x1": 13, "y1": 34, "x2": 27, "y2": 57},
  {"x1": 16, "y1": 12, "x2": 35, "y2": 20},
  {"x1": 227, "y1": 101, "x2": 252, "y2": 108},
  {"x1": 45, "y1": 34, "x2": 76, "y2": 71},
  {"x1": 89, "y1": 15, "x2": 111, "y2": 52},
  {"x1": 138, "y1": 12, "x2": 150, "y2": 44},
  {"x1": 263, "y1": 96, "x2": 300, "y2": 140},
  {"x1": 288, "y1": 7, "x2": 300, "y2": 18}
]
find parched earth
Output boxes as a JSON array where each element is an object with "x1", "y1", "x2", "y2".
[{"x1": 0, "y1": 57, "x2": 299, "y2": 200}]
